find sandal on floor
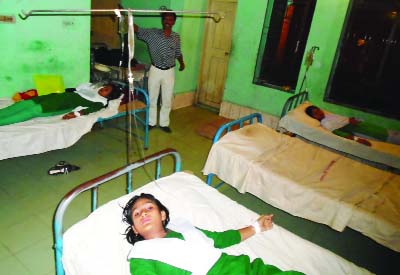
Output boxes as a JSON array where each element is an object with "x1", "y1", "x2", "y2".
[{"x1": 48, "y1": 161, "x2": 80, "y2": 175}]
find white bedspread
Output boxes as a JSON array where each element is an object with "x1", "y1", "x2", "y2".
[
  {"x1": 0, "y1": 98, "x2": 120, "y2": 160},
  {"x1": 203, "y1": 123, "x2": 400, "y2": 252},
  {"x1": 278, "y1": 101, "x2": 400, "y2": 169},
  {"x1": 62, "y1": 172, "x2": 371, "y2": 275}
]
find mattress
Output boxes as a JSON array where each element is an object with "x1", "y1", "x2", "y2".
[
  {"x1": 203, "y1": 123, "x2": 400, "y2": 252},
  {"x1": 278, "y1": 101, "x2": 400, "y2": 169},
  {"x1": 62, "y1": 172, "x2": 371, "y2": 275},
  {"x1": 0, "y1": 97, "x2": 120, "y2": 160}
]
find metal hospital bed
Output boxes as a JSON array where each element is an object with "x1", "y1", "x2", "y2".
[
  {"x1": 0, "y1": 85, "x2": 149, "y2": 160},
  {"x1": 52, "y1": 148, "x2": 371, "y2": 275},
  {"x1": 278, "y1": 92, "x2": 400, "y2": 170},
  {"x1": 203, "y1": 113, "x2": 400, "y2": 252},
  {"x1": 97, "y1": 85, "x2": 150, "y2": 149}
]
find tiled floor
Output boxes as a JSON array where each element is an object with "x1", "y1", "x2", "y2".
[{"x1": 0, "y1": 106, "x2": 398, "y2": 275}]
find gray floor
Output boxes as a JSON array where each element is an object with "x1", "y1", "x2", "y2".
[{"x1": 0, "y1": 106, "x2": 397, "y2": 275}]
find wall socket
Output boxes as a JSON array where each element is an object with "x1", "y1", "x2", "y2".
[{"x1": 0, "y1": 15, "x2": 16, "y2": 23}]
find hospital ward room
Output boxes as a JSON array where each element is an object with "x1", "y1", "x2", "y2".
[{"x1": 1, "y1": 1, "x2": 400, "y2": 275}]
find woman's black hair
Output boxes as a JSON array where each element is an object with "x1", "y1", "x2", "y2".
[
  {"x1": 101, "y1": 83, "x2": 123, "y2": 108},
  {"x1": 105, "y1": 83, "x2": 123, "y2": 101},
  {"x1": 305, "y1": 105, "x2": 319, "y2": 118},
  {"x1": 122, "y1": 193, "x2": 170, "y2": 246}
]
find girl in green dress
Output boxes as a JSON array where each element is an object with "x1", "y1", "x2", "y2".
[
  {"x1": 122, "y1": 193, "x2": 305, "y2": 275},
  {"x1": 0, "y1": 83, "x2": 122, "y2": 126}
]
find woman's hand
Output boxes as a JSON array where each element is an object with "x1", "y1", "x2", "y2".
[
  {"x1": 349, "y1": 117, "x2": 361, "y2": 125},
  {"x1": 355, "y1": 137, "x2": 372, "y2": 146},
  {"x1": 257, "y1": 214, "x2": 274, "y2": 232},
  {"x1": 239, "y1": 214, "x2": 274, "y2": 241},
  {"x1": 62, "y1": 112, "x2": 77, "y2": 120}
]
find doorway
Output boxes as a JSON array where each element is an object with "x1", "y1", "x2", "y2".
[
  {"x1": 91, "y1": 0, "x2": 120, "y2": 49},
  {"x1": 197, "y1": 0, "x2": 238, "y2": 109}
]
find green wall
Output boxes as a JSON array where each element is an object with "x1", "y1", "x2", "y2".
[
  {"x1": 2, "y1": 0, "x2": 398, "y2": 130},
  {"x1": 1, "y1": 0, "x2": 205, "y2": 97},
  {"x1": 224, "y1": 0, "x2": 399, "y2": 130},
  {"x1": 175, "y1": 0, "x2": 207, "y2": 93},
  {"x1": 0, "y1": 0, "x2": 91, "y2": 98}
]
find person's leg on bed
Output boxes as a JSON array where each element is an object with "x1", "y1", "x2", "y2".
[
  {"x1": 337, "y1": 123, "x2": 388, "y2": 142},
  {"x1": 211, "y1": 254, "x2": 304, "y2": 274},
  {"x1": 0, "y1": 100, "x2": 42, "y2": 126},
  {"x1": 387, "y1": 129, "x2": 400, "y2": 145},
  {"x1": 250, "y1": 258, "x2": 304, "y2": 274},
  {"x1": 0, "y1": 100, "x2": 34, "y2": 116},
  {"x1": 352, "y1": 121, "x2": 388, "y2": 141}
]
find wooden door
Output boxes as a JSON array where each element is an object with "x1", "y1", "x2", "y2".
[
  {"x1": 91, "y1": 0, "x2": 120, "y2": 49},
  {"x1": 197, "y1": 0, "x2": 237, "y2": 109}
]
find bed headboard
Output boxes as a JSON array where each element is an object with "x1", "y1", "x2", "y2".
[
  {"x1": 54, "y1": 148, "x2": 181, "y2": 275},
  {"x1": 280, "y1": 91, "x2": 309, "y2": 118},
  {"x1": 212, "y1": 113, "x2": 263, "y2": 144}
]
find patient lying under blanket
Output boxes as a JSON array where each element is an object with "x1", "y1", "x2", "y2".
[
  {"x1": 0, "y1": 83, "x2": 122, "y2": 126},
  {"x1": 305, "y1": 105, "x2": 400, "y2": 146}
]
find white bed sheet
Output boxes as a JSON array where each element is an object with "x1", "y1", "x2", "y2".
[
  {"x1": 203, "y1": 123, "x2": 400, "y2": 252},
  {"x1": 278, "y1": 101, "x2": 400, "y2": 169},
  {"x1": 0, "y1": 97, "x2": 120, "y2": 160},
  {"x1": 62, "y1": 172, "x2": 371, "y2": 275}
]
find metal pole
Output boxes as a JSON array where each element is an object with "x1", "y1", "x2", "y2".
[{"x1": 19, "y1": 8, "x2": 223, "y2": 22}]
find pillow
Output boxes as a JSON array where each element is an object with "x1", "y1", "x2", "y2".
[
  {"x1": 33, "y1": 74, "x2": 65, "y2": 95},
  {"x1": 286, "y1": 101, "x2": 321, "y2": 128}
]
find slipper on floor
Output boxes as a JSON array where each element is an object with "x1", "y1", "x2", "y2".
[{"x1": 48, "y1": 161, "x2": 80, "y2": 175}]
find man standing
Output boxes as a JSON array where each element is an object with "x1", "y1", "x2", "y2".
[{"x1": 134, "y1": 11, "x2": 185, "y2": 133}]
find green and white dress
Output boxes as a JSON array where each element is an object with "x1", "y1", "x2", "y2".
[{"x1": 128, "y1": 222, "x2": 304, "y2": 275}]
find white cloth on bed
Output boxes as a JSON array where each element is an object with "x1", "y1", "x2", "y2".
[
  {"x1": 0, "y1": 97, "x2": 120, "y2": 160},
  {"x1": 62, "y1": 172, "x2": 372, "y2": 275},
  {"x1": 321, "y1": 113, "x2": 349, "y2": 131},
  {"x1": 279, "y1": 101, "x2": 400, "y2": 169},
  {"x1": 203, "y1": 123, "x2": 400, "y2": 252},
  {"x1": 74, "y1": 83, "x2": 108, "y2": 105}
]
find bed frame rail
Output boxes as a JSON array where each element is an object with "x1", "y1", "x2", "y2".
[
  {"x1": 212, "y1": 113, "x2": 263, "y2": 144},
  {"x1": 53, "y1": 148, "x2": 181, "y2": 275},
  {"x1": 280, "y1": 91, "x2": 308, "y2": 118},
  {"x1": 98, "y1": 85, "x2": 150, "y2": 149},
  {"x1": 207, "y1": 113, "x2": 262, "y2": 186}
]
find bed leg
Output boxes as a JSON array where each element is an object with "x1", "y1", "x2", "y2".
[{"x1": 206, "y1": 173, "x2": 214, "y2": 185}]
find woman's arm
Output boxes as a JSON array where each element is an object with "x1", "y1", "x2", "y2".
[
  {"x1": 62, "y1": 110, "x2": 82, "y2": 120},
  {"x1": 349, "y1": 117, "x2": 362, "y2": 125},
  {"x1": 333, "y1": 129, "x2": 371, "y2": 146},
  {"x1": 200, "y1": 214, "x2": 274, "y2": 249},
  {"x1": 239, "y1": 214, "x2": 273, "y2": 242},
  {"x1": 332, "y1": 128, "x2": 354, "y2": 139},
  {"x1": 62, "y1": 101, "x2": 104, "y2": 120}
]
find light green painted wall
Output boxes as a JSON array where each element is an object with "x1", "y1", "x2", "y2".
[
  {"x1": 122, "y1": 0, "x2": 206, "y2": 94},
  {"x1": 2, "y1": 1, "x2": 397, "y2": 130},
  {"x1": 174, "y1": 0, "x2": 207, "y2": 93},
  {"x1": 224, "y1": 0, "x2": 400, "y2": 131},
  {"x1": 0, "y1": 0, "x2": 91, "y2": 97}
]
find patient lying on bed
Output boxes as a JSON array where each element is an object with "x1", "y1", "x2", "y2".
[
  {"x1": 305, "y1": 105, "x2": 400, "y2": 146},
  {"x1": 0, "y1": 83, "x2": 122, "y2": 126},
  {"x1": 123, "y1": 193, "x2": 304, "y2": 275}
]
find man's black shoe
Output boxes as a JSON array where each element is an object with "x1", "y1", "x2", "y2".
[
  {"x1": 148, "y1": 125, "x2": 156, "y2": 130},
  {"x1": 159, "y1": 126, "x2": 172, "y2": 133}
]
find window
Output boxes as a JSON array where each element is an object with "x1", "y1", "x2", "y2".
[
  {"x1": 254, "y1": 0, "x2": 316, "y2": 92},
  {"x1": 326, "y1": 0, "x2": 400, "y2": 119}
]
